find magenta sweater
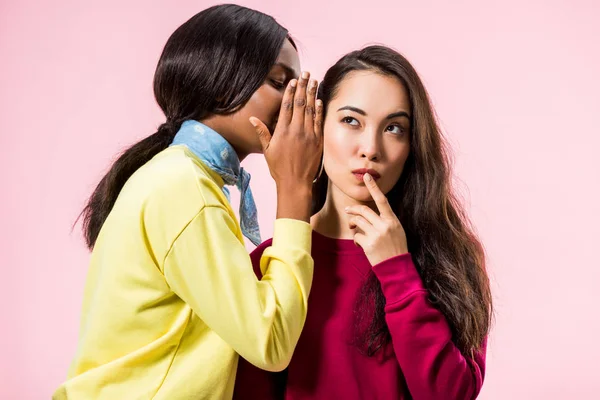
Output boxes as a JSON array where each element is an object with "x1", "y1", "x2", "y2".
[{"x1": 234, "y1": 231, "x2": 486, "y2": 399}]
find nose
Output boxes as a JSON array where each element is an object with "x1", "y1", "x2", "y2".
[{"x1": 359, "y1": 128, "x2": 381, "y2": 161}]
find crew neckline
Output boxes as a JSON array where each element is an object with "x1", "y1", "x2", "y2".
[{"x1": 311, "y1": 229, "x2": 365, "y2": 254}]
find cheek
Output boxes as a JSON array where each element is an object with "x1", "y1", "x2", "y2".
[
  {"x1": 393, "y1": 145, "x2": 411, "y2": 171},
  {"x1": 381, "y1": 146, "x2": 411, "y2": 192},
  {"x1": 255, "y1": 87, "x2": 283, "y2": 119},
  {"x1": 322, "y1": 124, "x2": 353, "y2": 174},
  {"x1": 240, "y1": 86, "x2": 282, "y2": 125}
]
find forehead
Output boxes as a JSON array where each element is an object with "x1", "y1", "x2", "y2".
[
  {"x1": 332, "y1": 70, "x2": 411, "y2": 114},
  {"x1": 275, "y1": 39, "x2": 301, "y2": 78}
]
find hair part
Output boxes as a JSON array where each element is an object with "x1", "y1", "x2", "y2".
[{"x1": 314, "y1": 45, "x2": 493, "y2": 356}]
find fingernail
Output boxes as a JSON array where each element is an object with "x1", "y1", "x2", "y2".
[
  {"x1": 302, "y1": 71, "x2": 309, "y2": 79},
  {"x1": 290, "y1": 79, "x2": 297, "y2": 88},
  {"x1": 249, "y1": 118, "x2": 257, "y2": 127},
  {"x1": 344, "y1": 207, "x2": 350, "y2": 212},
  {"x1": 364, "y1": 173, "x2": 372, "y2": 182},
  {"x1": 309, "y1": 80, "x2": 315, "y2": 89}
]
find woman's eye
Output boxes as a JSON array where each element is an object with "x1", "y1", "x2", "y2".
[
  {"x1": 270, "y1": 79, "x2": 285, "y2": 90},
  {"x1": 386, "y1": 124, "x2": 405, "y2": 135},
  {"x1": 342, "y1": 116, "x2": 359, "y2": 126}
]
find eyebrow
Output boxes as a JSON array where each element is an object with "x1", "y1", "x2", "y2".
[
  {"x1": 337, "y1": 106, "x2": 411, "y2": 120},
  {"x1": 274, "y1": 62, "x2": 299, "y2": 79}
]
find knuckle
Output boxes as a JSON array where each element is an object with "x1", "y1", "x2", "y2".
[
  {"x1": 283, "y1": 101, "x2": 293, "y2": 111},
  {"x1": 295, "y1": 98, "x2": 306, "y2": 107},
  {"x1": 305, "y1": 105, "x2": 315, "y2": 116}
]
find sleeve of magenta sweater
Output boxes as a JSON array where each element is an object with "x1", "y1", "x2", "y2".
[{"x1": 372, "y1": 253, "x2": 486, "y2": 400}]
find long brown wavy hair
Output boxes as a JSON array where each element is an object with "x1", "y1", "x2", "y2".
[{"x1": 313, "y1": 45, "x2": 492, "y2": 357}]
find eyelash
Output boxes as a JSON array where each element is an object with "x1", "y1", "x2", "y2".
[
  {"x1": 270, "y1": 79, "x2": 286, "y2": 90},
  {"x1": 386, "y1": 124, "x2": 405, "y2": 135},
  {"x1": 341, "y1": 117, "x2": 406, "y2": 135},
  {"x1": 342, "y1": 116, "x2": 359, "y2": 126}
]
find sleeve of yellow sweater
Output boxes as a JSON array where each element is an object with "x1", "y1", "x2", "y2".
[{"x1": 163, "y1": 205, "x2": 313, "y2": 372}]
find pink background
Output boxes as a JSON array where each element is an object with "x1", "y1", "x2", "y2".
[{"x1": 1, "y1": 0, "x2": 599, "y2": 398}]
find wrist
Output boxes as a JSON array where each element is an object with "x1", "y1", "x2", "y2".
[
  {"x1": 276, "y1": 181, "x2": 313, "y2": 198},
  {"x1": 276, "y1": 184, "x2": 313, "y2": 222},
  {"x1": 369, "y1": 247, "x2": 409, "y2": 267}
]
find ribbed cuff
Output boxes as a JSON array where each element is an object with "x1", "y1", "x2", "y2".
[
  {"x1": 272, "y1": 219, "x2": 312, "y2": 252},
  {"x1": 372, "y1": 253, "x2": 424, "y2": 302}
]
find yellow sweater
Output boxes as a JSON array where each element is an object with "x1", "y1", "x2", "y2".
[{"x1": 53, "y1": 145, "x2": 313, "y2": 399}]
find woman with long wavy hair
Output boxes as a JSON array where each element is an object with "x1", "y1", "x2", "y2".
[{"x1": 235, "y1": 45, "x2": 493, "y2": 400}]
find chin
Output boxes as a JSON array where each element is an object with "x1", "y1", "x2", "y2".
[
  {"x1": 247, "y1": 139, "x2": 264, "y2": 155},
  {"x1": 346, "y1": 187, "x2": 374, "y2": 203},
  {"x1": 251, "y1": 145, "x2": 264, "y2": 155}
]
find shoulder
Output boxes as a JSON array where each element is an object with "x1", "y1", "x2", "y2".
[
  {"x1": 125, "y1": 146, "x2": 230, "y2": 211},
  {"x1": 114, "y1": 146, "x2": 232, "y2": 242}
]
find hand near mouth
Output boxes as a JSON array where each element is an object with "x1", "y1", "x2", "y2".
[{"x1": 345, "y1": 173, "x2": 408, "y2": 266}]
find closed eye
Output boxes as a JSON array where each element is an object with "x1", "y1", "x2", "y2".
[{"x1": 270, "y1": 79, "x2": 286, "y2": 90}]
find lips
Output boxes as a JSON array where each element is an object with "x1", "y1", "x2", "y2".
[{"x1": 352, "y1": 168, "x2": 381, "y2": 181}]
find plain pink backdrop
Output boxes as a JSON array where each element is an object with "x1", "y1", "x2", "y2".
[{"x1": 1, "y1": 0, "x2": 599, "y2": 398}]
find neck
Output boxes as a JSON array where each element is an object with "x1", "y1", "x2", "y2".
[
  {"x1": 200, "y1": 117, "x2": 248, "y2": 162},
  {"x1": 311, "y1": 181, "x2": 376, "y2": 240}
]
